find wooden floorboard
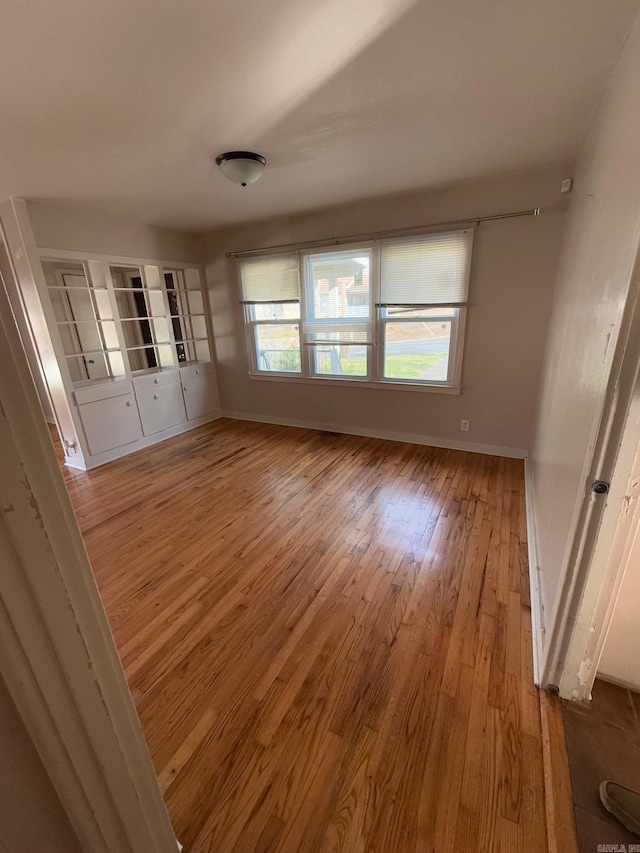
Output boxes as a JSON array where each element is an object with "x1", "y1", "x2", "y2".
[{"x1": 58, "y1": 418, "x2": 550, "y2": 852}]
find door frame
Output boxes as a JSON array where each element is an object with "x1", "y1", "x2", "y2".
[
  {"x1": 0, "y1": 223, "x2": 179, "y2": 851},
  {"x1": 540, "y1": 245, "x2": 640, "y2": 701}
]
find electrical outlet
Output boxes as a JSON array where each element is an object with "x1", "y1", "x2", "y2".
[{"x1": 460, "y1": 419, "x2": 470, "y2": 432}]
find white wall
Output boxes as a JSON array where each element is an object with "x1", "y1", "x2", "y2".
[
  {"x1": 199, "y1": 168, "x2": 566, "y2": 453},
  {"x1": 0, "y1": 674, "x2": 81, "y2": 853},
  {"x1": 26, "y1": 199, "x2": 199, "y2": 263},
  {"x1": 530, "y1": 11, "x2": 640, "y2": 645}
]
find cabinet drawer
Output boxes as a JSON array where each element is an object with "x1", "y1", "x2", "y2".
[
  {"x1": 132, "y1": 370, "x2": 180, "y2": 391},
  {"x1": 79, "y1": 394, "x2": 142, "y2": 456},
  {"x1": 136, "y1": 382, "x2": 187, "y2": 436},
  {"x1": 74, "y1": 380, "x2": 133, "y2": 406},
  {"x1": 181, "y1": 373, "x2": 218, "y2": 421},
  {"x1": 179, "y1": 362, "x2": 215, "y2": 381}
]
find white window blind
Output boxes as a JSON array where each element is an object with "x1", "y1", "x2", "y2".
[
  {"x1": 379, "y1": 229, "x2": 473, "y2": 306},
  {"x1": 239, "y1": 254, "x2": 300, "y2": 303}
]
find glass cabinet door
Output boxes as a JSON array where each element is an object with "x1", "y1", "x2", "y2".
[
  {"x1": 42, "y1": 261, "x2": 125, "y2": 383},
  {"x1": 42, "y1": 259, "x2": 210, "y2": 386},
  {"x1": 163, "y1": 268, "x2": 211, "y2": 365},
  {"x1": 110, "y1": 265, "x2": 175, "y2": 372}
]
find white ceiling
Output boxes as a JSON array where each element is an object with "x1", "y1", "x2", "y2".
[{"x1": 0, "y1": 0, "x2": 637, "y2": 232}]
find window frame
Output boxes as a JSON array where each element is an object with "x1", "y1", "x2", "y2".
[
  {"x1": 377, "y1": 305, "x2": 466, "y2": 389},
  {"x1": 240, "y1": 233, "x2": 470, "y2": 392},
  {"x1": 243, "y1": 300, "x2": 303, "y2": 376},
  {"x1": 301, "y1": 243, "x2": 375, "y2": 382}
]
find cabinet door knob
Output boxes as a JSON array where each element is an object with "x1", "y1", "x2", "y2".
[
  {"x1": 126, "y1": 400, "x2": 133, "y2": 407},
  {"x1": 154, "y1": 377, "x2": 160, "y2": 383},
  {"x1": 183, "y1": 385, "x2": 188, "y2": 391},
  {"x1": 195, "y1": 369, "x2": 200, "y2": 374},
  {"x1": 153, "y1": 393, "x2": 159, "y2": 399}
]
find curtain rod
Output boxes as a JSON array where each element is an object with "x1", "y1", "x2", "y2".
[{"x1": 226, "y1": 207, "x2": 541, "y2": 258}]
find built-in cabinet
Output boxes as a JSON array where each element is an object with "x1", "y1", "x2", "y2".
[
  {"x1": 29, "y1": 250, "x2": 220, "y2": 469},
  {"x1": 180, "y1": 362, "x2": 218, "y2": 421},
  {"x1": 75, "y1": 385, "x2": 142, "y2": 456},
  {"x1": 134, "y1": 371, "x2": 186, "y2": 436}
]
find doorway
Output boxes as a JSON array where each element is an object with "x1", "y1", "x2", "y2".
[{"x1": 0, "y1": 227, "x2": 179, "y2": 852}]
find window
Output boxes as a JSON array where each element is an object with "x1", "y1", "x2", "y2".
[
  {"x1": 241, "y1": 255, "x2": 302, "y2": 373},
  {"x1": 380, "y1": 306, "x2": 456, "y2": 383},
  {"x1": 303, "y1": 249, "x2": 374, "y2": 379},
  {"x1": 376, "y1": 230, "x2": 472, "y2": 386},
  {"x1": 240, "y1": 229, "x2": 473, "y2": 389}
]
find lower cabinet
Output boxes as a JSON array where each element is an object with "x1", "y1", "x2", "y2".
[
  {"x1": 78, "y1": 393, "x2": 143, "y2": 456},
  {"x1": 180, "y1": 363, "x2": 218, "y2": 420},
  {"x1": 136, "y1": 382, "x2": 187, "y2": 436},
  {"x1": 72, "y1": 363, "x2": 218, "y2": 465}
]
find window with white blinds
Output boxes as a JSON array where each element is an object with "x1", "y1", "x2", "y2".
[
  {"x1": 300, "y1": 248, "x2": 374, "y2": 378},
  {"x1": 239, "y1": 228, "x2": 473, "y2": 389},
  {"x1": 240, "y1": 254, "x2": 300, "y2": 303},
  {"x1": 379, "y1": 229, "x2": 473, "y2": 307}
]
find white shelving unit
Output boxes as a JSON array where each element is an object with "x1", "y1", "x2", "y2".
[{"x1": 30, "y1": 250, "x2": 220, "y2": 469}]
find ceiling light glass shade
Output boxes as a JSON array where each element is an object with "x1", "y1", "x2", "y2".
[{"x1": 215, "y1": 151, "x2": 266, "y2": 186}]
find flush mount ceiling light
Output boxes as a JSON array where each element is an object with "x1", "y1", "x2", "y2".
[{"x1": 215, "y1": 151, "x2": 266, "y2": 186}]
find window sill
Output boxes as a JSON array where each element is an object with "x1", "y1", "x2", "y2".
[{"x1": 248, "y1": 372, "x2": 461, "y2": 395}]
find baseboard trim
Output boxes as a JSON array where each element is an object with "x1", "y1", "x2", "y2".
[
  {"x1": 221, "y1": 410, "x2": 527, "y2": 459},
  {"x1": 524, "y1": 457, "x2": 545, "y2": 686},
  {"x1": 596, "y1": 671, "x2": 640, "y2": 693},
  {"x1": 64, "y1": 455, "x2": 88, "y2": 471}
]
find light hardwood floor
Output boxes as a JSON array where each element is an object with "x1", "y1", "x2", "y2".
[{"x1": 60, "y1": 418, "x2": 548, "y2": 852}]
